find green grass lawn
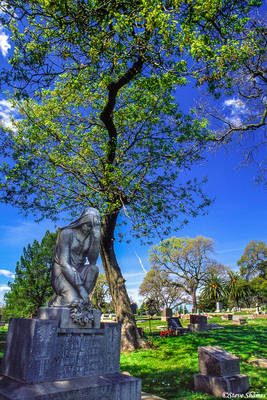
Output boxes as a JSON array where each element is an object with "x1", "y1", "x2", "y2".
[{"x1": 120, "y1": 317, "x2": 267, "y2": 400}]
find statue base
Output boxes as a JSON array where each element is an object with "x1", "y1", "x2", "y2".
[
  {"x1": 0, "y1": 315, "x2": 141, "y2": 399},
  {"x1": 0, "y1": 373, "x2": 141, "y2": 400},
  {"x1": 37, "y1": 306, "x2": 101, "y2": 329}
]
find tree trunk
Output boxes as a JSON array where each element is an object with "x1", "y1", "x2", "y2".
[
  {"x1": 191, "y1": 290, "x2": 197, "y2": 313},
  {"x1": 100, "y1": 211, "x2": 149, "y2": 351}
]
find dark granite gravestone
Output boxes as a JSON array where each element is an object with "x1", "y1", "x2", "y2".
[
  {"x1": 190, "y1": 315, "x2": 207, "y2": 324},
  {"x1": 194, "y1": 346, "x2": 249, "y2": 397},
  {"x1": 188, "y1": 314, "x2": 208, "y2": 332},
  {"x1": 168, "y1": 317, "x2": 182, "y2": 330}
]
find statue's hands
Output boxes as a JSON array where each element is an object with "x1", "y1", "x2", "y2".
[{"x1": 79, "y1": 285, "x2": 90, "y2": 304}]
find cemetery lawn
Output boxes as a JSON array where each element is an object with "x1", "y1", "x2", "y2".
[{"x1": 120, "y1": 317, "x2": 267, "y2": 400}]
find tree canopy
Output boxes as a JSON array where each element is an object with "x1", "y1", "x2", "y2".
[
  {"x1": 3, "y1": 230, "x2": 57, "y2": 319},
  {"x1": 0, "y1": 0, "x2": 263, "y2": 350},
  {"x1": 149, "y1": 236, "x2": 217, "y2": 312},
  {"x1": 238, "y1": 240, "x2": 267, "y2": 280},
  {"x1": 139, "y1": 267, "x2": 188, "y2": 312}
]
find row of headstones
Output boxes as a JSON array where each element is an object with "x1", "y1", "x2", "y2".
[
  {"x1": 215, "y1": 303, "x2": 263, "y2": 314},
  {"x1": 162, "y1": 306, "x2": 264, "y2": 319}
]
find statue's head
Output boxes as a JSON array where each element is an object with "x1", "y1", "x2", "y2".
[{"x1": 63, "y1": 207, "x2": 101, "y2": 232}]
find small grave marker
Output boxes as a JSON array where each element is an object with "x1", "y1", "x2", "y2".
[{"x1": 194, "y1": 346, "x2": 249, "y2": 397}]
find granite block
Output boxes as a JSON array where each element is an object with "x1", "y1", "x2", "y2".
[
  {"x1": 194, "y1": 373, "x2": 249, "y2": 397},
  {"x1": 198, "y1": 346, "x2": 240, "y2": 377},
  {"x1": 2, "y1": 319, "x2": 121, "y2": 383},
  {"x1": 2, "y1": 318, "x2": 58, "y2": 383},
  {"x1": 0, "y1": 373, "x2": 142, "y2": 400}
]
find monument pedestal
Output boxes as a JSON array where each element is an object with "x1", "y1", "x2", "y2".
[{"x1": 0, "y1": 311, "x2": 141, "y2": 400}]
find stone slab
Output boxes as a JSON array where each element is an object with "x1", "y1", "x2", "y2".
[
  {"x1": 2, "y1": 318, "x2": 120, "y2": 383},
  {"x1": 248, "y1": 359, "x2": 267, "y2": 368},
  {"x1": 0, "y1": 373, "x2": 141, "y2": 400},
  {"x1": 232, "y1": 318, "x2": 247, "y2": 325},
  {"x1": 141, "y1": 393, "x2": 165, "y2": 400},
  {"x1": 198, "y1": 346, "x2": 240, "y2": 377},
  {"x1": 206, "y1": 324, "x2": 224, "y2": 330},
  {"x1": 194, "y1": 373, "x2": 249, "y2": 397}
]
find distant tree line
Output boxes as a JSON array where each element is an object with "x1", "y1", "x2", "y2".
[{"x1": 139, "y1": 237, "x2": 267, "y2": 314}]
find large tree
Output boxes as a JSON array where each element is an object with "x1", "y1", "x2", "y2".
[
  {"x1": 238, "y1": 240, "x2": 267, "y2": 280},
  {"x1": 149, "y1": 236, "x2": 217, "y2": 312},
  {"x1": 3, "y1": 230, "x2": 57, "y2": 319},
  {"x1": 139, "y1": 267, "x2": 188, "y2": 313},
  {"x1": 224, "y1": 271, "x2": 248, "y2": 309},
  {"x1": 201, "y1": 272, "x2": 226, "y2": 302},
  {"x1": 0, "y1": 0, "x2": 263, "y2": 350},
  {"x1": 91, "y1": 273, "x2": 112, "y2": 311}
]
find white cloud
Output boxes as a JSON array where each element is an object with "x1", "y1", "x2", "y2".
[
  {"x1": 0, "y1": 269, "x2": 15, "y2": 279},
  {"x1": 126, "y1": 287, "x2": 143, "y2": 305},
  {"x1": 124, "y1": 272, "x2": 146, "y2": 279},
  {"x1": 224, "y1": 98, "x2": 248, "y2": 113},
  {"x1": 0, "y1": 99, "x2": 15, "y2": 129},
  {"x1": 224, "y1": 98, "x2": 249, "y2": 127},
  {"x1": 0, "y1": 284, "x2": 11, "y2": 306},
  {"x1": 134, "y1": 252, "x2": 147, "y2": 273},
  {"x1": 0, "y1": 285, "x2": 10, "y2": 292},
  {"x1": 0, "y1": 30, "x2": 10, "y2": 56}
]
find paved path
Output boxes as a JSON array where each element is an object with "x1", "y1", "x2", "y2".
[{"x1": 142, "y1": 392, "x2": 165, "y2": 400}]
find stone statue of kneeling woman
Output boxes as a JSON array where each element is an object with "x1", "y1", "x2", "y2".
[{"x1": 49, "y1": 207, "x2": 101, "y2": 308}]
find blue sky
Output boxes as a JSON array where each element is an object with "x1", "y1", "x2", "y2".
[{"x1": 0, "y1": 17, "x2": 266, "y2": 307}]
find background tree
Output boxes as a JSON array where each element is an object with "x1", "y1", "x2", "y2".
[
  {"x1": 238, "y1": 240, "x2": 267, "y2": 280},
  {"x1": 149, "y1": 236, "x2": 216, "y2": 312},
  {"x1": 249, "y1": 276, "x2": 267, "y2": 306},
  {"x1": 90, "y1": 273, "x2": 111, "y2": 311},
  {"x1": 3, "y1": 230, "x2": 57, "y2": 320},
  {"x1": 224, "y1": 271, "x2": 248, "y2": 309},
  {"x1": 0, "y1": 0, "x2": 263, "y2": 350},
  {"x1": 142, "y1": 299, "x2": 159, "y2": 316},
  {"x1": 139, "y1": 267, "x2": 188, "y2": 313},
  {"x1": 201, "y1": 272, "x2": 225, "y2": 303}
]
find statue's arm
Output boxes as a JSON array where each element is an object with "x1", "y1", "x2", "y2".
[{"x1": 87, "y1": 221, "x2": 101, "y2": 265}]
